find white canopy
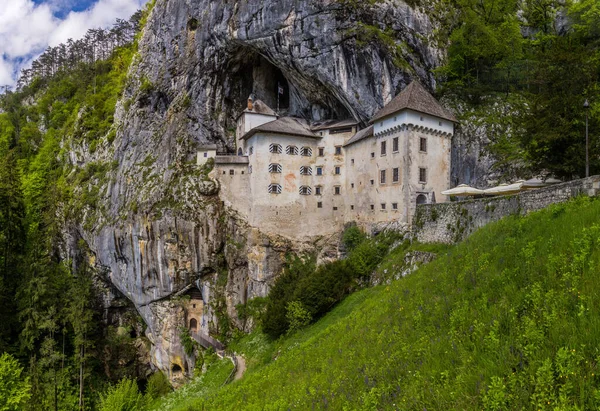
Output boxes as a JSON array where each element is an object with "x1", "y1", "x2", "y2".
[
  {"x1": 442, "y1": 184, "x2": 485, "y2": 196},
  {"x1": 484, "y1": 182, "x2": 524, "y2": 196},
  {"x1": 521, "y1": 177, "x2": 547, "y2": 189}
]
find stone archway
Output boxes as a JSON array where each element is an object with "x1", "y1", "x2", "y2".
[
  {"x1": 189, "y1": 318, "x2": 198, "y2": 331},
  {"x1": 416, "y1": 194, "x2": 427, "y2": 205}
]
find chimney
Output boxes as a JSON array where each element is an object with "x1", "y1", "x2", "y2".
[{"x1": 247, "y1": 95, "x2": 254, "y2": 111}]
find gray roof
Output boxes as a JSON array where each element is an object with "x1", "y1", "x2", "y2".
[
  {"x1": 311, "y1": 119, "x2": 358, "y2": 131},
  {"x1": 236, "y1": 99, "x2": 277, "y2": 120},
  {"x1": 241, "y1": 117, "x2": 319, "y2": 140},
  {"x1": 215, "y1": 155, "x2": 249, "y2": 164},
  {"x1": 371, "y1": 81, "x2": 457, "y2": 123},
  {"x1": 343, "y1": 125, "x2": 374, "y2": 147}
]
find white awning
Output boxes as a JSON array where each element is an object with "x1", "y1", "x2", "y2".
[
  {"x1": 442, "y1": 184, "x2": 485, "y2": 196},
  {"x1": 484, "y1": 182, "x2": 524, "y2": 196}
]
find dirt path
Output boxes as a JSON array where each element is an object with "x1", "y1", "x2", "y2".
[{"x1": 234, "y1": 355, "x2": 247, "y2": 381}]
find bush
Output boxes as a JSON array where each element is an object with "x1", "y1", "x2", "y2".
[
  {"x1": 0, "y1": 353, "x2": 31, "y2": 411},
  {"x1": 145, "y1": 372, "x2": 171, "y2": 401},
  {"x1": 342, "y1": 225, "x2": 367, "y2": 251},
  {"x1": 286, "y1": 301, "x2": 312, "y2": 334},
  {"x1": 98, "y1": 378, "x2": 145, "y2": 411}
]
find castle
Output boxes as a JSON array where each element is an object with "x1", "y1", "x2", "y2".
[{"x1": 202, "y1": 81, "x2": 456, "y2": 239}]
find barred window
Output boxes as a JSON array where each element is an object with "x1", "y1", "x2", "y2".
[
  {"x1": 393, "y1": 137, "x2": 399, "y2": 152},
  {"x1": 286, "y1": 145, "x2": 299, "y2": 155},
  {"x1": 269, "y1": 143, "x2": 282, "y2": 154},
  {"x1": 381, "y1": 141, "x2": 387, "y2": 156},
  {"x1": 318, "y1": 147, "x2": 325, "y2": 156},
  {"x1": 393, "y1": 167, "x2": 399, "y2": 183},
  {"x1": 335, "y1": 146, "x2": 342, "y2": 155},
  {"x1": 315, "y1": 186, "x2": 322, "y2": 195},
  {"x1": 419, "y1": 167, "x2": 427, "y2": 183},
  {"x1": 269, "y1": 163, "x2": 282, "y2": 173},
  {"x1": 392, "y1": 203, "x2": 398, "y2": 210},
  {"x1": 316, "y1": 166, "x2": 323, "y2": 176},
  {"x1": 301, "y1": 147, "x2": 313, "y2": 157},
  {"x1": 381, "y1": 203, "x2": 386, "y2": 210},
  {"x1": 334, "y1": 186, "x2": 341, "y2": 195},
  {"x1": 299, "y1": 186, "x2": 312, "y2": 195},
  {"x1": 335, "y1": 166, "x2": 341, "y2": 175},
  {"x1": 420, "y1": 138, "x2": 427, "y2": 153},
  {"x1": 317, "y1": 201, "x2": 323, "y2": 208},
  {"x1": 380, "y1": 169, "x2": 386, "y2": 184},
  {"x1": 300, "y1": 166, "x2": 313, "y2": 175},
  {"x1": 268, "y1": 184, "x2": 282, "y2": 194}
]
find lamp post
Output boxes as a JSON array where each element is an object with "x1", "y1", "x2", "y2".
[{"x1": 584, "y1": 99, "x2": 590, "y2": 178}]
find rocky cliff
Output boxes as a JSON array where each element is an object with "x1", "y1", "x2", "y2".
[{"x1": 73, "y1": 0, "x2": 452, "y2": 378}]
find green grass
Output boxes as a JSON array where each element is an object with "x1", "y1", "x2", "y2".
[{"x1": 151, "y1": 196, "x2": 600, "y2": 410}]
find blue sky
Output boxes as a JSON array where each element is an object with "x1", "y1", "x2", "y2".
[{"x1": 0, "y1": 0, "x2": 148, "y2": 87}]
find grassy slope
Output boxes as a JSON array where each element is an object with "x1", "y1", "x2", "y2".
[{"x1": 156, "y1": 196, "x2": 600, "y2": 410}]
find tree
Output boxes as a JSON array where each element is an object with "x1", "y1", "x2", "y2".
[
  {"x1": 98, "y1": 378, "x2": 145, "y2": 411},
  {"x1": 0, "y1": 353, "x2": 31, "y2": 411}
]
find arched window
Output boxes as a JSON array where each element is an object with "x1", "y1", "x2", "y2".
[
  {"x1": 299, "y1": 186, "x2": 312, "y2": 195},
  {"x1": 269, "y1": 144, "x2": 282, "y2": 154},
  {"x1": 189, "y1": 318, "x2": 198, "y2": 331},
  {"x1": 301, "y1": 147, "x2": 313, "y2": 157},
  {"x1": 416, "y1": 194, "x2": 427, "y2": 205},
  {"x1": 269, "y1": 163, "x2": 282, "y2": 173},
  {"x1": 300, "y1": 166, "x2": 312, "y2": 175},
  {"x1": 268, "y1": 184, "x2": 282, "y2": 194},
  {"x1": 237, "y1": 147, "x2": 243, "y2": 156},
  {"x1": 286, "y1": 145, "x2": 298, "y2": 155}
]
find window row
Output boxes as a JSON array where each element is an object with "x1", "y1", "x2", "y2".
[
  {"x1": 268, "y1": 184, "x2": 341, "y2": 195},
  {"x1": 268, "y1": 164, "x2": 341, "y2": 176},
  {"x1": 379, "y1": 137, "x2": 427, "y2": 156},
  {"x1": 264, "y1": 144, "x2": 342, "y2": 156}
]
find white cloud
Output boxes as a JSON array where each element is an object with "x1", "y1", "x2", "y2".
[{"x1": 0, "y1": 0, "x2": 148, "y2": 87}]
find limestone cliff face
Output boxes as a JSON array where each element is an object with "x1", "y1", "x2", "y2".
[{"x1": 75, "y1": 0, "x2": 446, "y2": 377}]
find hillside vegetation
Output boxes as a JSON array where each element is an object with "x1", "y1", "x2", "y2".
[{"x1": 148, "y1": 196, "x2": 600, "y2": 410}]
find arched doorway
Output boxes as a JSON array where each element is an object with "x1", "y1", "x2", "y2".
[
  {"x1": 189, "y1": 318, "x2": 198, "y2": 331},
  {"x1": 416, "y1": 194, "x2": 427, "y2": 205},
  {"x1": 237, "y1": 147, "x2": 243, "y2": 156}
]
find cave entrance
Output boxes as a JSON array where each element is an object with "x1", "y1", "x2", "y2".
[{"x1": 227, "y1": 51, "x2": 290, "y2": 115}]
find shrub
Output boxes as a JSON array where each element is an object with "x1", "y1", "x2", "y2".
[
  {"x1": 0, "y1": 353, "x2": 31, "y2": 411},
  {"x1": 342, "y1": 225, "x2": 367, "y2": 251},
  {"x1": 98, "y1": 378, "x2": 145, "y2": 411},
  {"x1": 145, "y1": 372, "x2": 171, "y2": 401},
  {"x1": 286, "y1": 301, "x2": 312, "y2": 334}
]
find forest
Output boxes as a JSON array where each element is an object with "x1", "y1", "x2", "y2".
[{"x1": 0, "y1": 0, "x2": 599, "y2": 409}]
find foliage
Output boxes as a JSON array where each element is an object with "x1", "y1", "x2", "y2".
[
  {"x1": 341, "y1": 224, "x2": 366, "y2": 251},
  {"x1": 0, "y1": 353, "x2": 31, "y2": 411},
  {"x1": 98, "y1": 378, "x2": 145, "y2": 411},
  {"x1": 145, "y1": 372, "x2": 172, "y2": 401},
  {"x1": 178, "y1": 327, "x2": 197, "y2": 356},
  {"x1": 146, "y1": 196, "x2": 600, "y2": 409},
  {"x1": 285, "y1": 301, "x2": 312, "y2": 334}
]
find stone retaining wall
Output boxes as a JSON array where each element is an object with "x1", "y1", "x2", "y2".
[{"x1": 413, "y1": 176, "x2": 600, "y2": 244}]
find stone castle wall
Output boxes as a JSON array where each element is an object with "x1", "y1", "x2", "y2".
[{"x1": 414, "y1": 176, "x2": 600, "y2": 244}]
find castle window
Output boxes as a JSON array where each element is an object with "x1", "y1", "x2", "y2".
[
  {"x1": 371, "y1": 152, "x2": 375, "y2": 158},
  {"x1": 419, "y1": 168, "x2": 427, "y2": 183},
  {"x1": 351, "y1": 183, "x2": 354, "y2": 188},
  {"x1": 249, "y1": 146, "x2": 254, "y2": 155},
  {"x1": 299, "y1": 186, "x2": 312, "y2": 195},
  {"x1": 229, "y1": 169, "x2": 234, "y2": 175},
  {"x1": 333, "y1": 207, "x2": 338, "y2": 211},
  {"x1": 334, "y1": 186, "x2": 341, "y2": 195},
  {"x1": 238, "y1": 148, "x2": 243, "y2": 156},
  {"x1": 420, "y1": 116, "x2": 424, "y2": 121},
  {"x1": 316, "y1": 166, "x2": 323, "y2": 176},
  {"x1": 269, "y1": 163, "x2": 282, "y2": 173},
  {"x1": 222, "y1": 171, "x2": 226, "y2": 175},
  {"x1": 286, "y1": 145, "x2": 299, "y2": 155},
  {"x1": 420, "y1": 137, "x2": 427, "y2": 153},
  {"x1": 300, "y1": 166, "x2": 312, "y2": 175},
  {"x1": 318, "y1": 147, "x2": 324, "y2": 156},
  {"x1": 393, "y1": 137, "x2": 399, "y2": 152},
  {"x1": 268, "y1": 184, "x2": 282, "y2": 194},
  {"x1": 301, "y1": 147, "x2": 313, "y2": 157},
  {"x1": 439, "y1": 121, "x2": 443, "y2": 126},
  {"x1": 393, "y1": 167, "x2": 399, "y2": 183},
  {"x1": 351, "y1": 159, "x2": 354, "y2": 165},
  {"x1": 417, "y1": 194, "x2": 427, "y2": 205},
  {"x1": 315, "y1": 186, "x2": 322, "y2": 195},
  {"x1": 381, "y1": 141, "x2": 387, "y2": 156},
  {"x1": 394, "y1": 116, "x2": 397, "y2": 121},
  {"x1": 203, "y1": 152, "x2": 208, "y2": 158},
  {"x1": 370, "y1": 179, "x2": 374, "y2": 185},
  {"x1": 392, "y1": 203, "x2": 398, "y2": 210},
  {"x1": 317, "y1": 202, "x2": 323, "y2": 208},
  {"x1": 269, "y1": 143, "x2": 282, "y2": 154},
  {"x1": 380, "y1": 169, "x2": 386, "y2": 184},
  {"x1": 335, "y1": 146, "x2": 342, "y2": 155},
  {"x1": 370, "y1": 204, "x2": 374, "y2": 210},
  {"x1": 381, "y1": 203, "x2": 386, "y2": 210},
  {"x1": 335, "y1": 166, "x2": 341, "y2": 175},
  {"x1": 351, "y1": 205, "x2": 354, "y2": 210}
]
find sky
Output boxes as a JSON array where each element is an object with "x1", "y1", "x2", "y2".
[{"x1": 0, "y1": 0, "x2": 149, "y2": 87}]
